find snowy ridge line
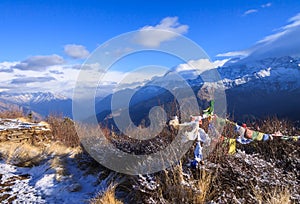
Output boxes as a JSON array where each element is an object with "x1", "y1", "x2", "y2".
[{"x1": 0, "y1": 118, "x2": 50, "y2": 131}]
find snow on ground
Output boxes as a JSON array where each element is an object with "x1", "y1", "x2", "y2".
[
  {"x1": 0, "y1": 155, "x2": 105, "y2": 204},
  {"x1": 0, "y1": 161, "x2": 44, "y2": 203},
  {"x1": 0, "y1": 118, "x2": 50, "y2": 131}
]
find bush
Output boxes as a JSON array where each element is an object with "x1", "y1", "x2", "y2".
[
  {"x1": 252, "y1": 185, "x2": 292, "y2": 204},
  {"x1": 90, "y1": 185, "x2": 123, "y2": 204},
  {"x1": 46, "y1": 114, "x2": 80, "y2": 147},
  {"x1": 0, "y1": 142, "x2": 43, "y2": 167},
  {"x1": 0, "y1": 107, "x2": 24, "y2": 118}
]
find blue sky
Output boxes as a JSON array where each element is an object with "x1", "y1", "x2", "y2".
[
  {"x1": 1, "y1": 0, "x2": 299, "y2": 60},
  {"x1": 0, "y1": 0, "x2": 300, "y2": 97}
]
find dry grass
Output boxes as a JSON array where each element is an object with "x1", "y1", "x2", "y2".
[
  {"x1": 156, "y1": 162, "x2": 214, "y2": 204},
  {"x1": 0, "y1": 142, "x2": 44, "y2": 167},
  {"x1": 194, "y1": 170, "x2": 215, "y2": 203},
  {"x1": 0, "y1": 108, "x2": 24, "y2": 118},
  {"x1": 159, "y1": 163, "x2": 187, "y2": 202},
  {"x1": 46, "y1": 114, "x2": 80, "y2": 147},
  {"x1": 266, "y1": 188, "x2": 292, "y2": 204},
  {"x1": 257, "y1": 116, "x2": 299, "y2": 135},
  {"x1": 0, "y1": 140, "x2": 83, "y2": 184},
  {"x1": 0, "y1": 140, "x2": 79, "y2": 167},
  {"x1": 90, "y1": 185, "x2": 123, "y2": 204},
  {"x1": 252, "y1": 185, "x2": 293, "y2": 204},
  {"x1": 45, "y1": 141, "x2": 79, "y2": 156}
]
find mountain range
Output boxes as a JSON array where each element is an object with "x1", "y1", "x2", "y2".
[
  {"x1": 95, "y1": 56, "x2": 300, "y2": 124},
  {"x1": 221, "y1": 56, "x2": 300, "y2": 121},
  {"x1": 0, "y1": 92, "x2": 72, "y2": 118},
  {"x1": 1, "y1": 56, "x2": 299, "y2": 122}
]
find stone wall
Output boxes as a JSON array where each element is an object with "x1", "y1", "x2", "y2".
[{"x1": 0, "y1": 118, "x2": 53, "y2": 145}]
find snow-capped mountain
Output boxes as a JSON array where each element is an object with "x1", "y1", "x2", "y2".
[
  {"x1": 186, "y1": 56, "x2": 300, "y2": 91},
  {"x1": 217, "y1": 56, "x2": 300, "y2": 121},
  {"x1": 218, "y1": 56, "x2": 300, "y2": 91},
  {"x1": 0, "y1": 92, "x2": 72, "y2": 118},
  {"x1": 2, "y1": 56, "x2": 298, "y2": 121},
  {"x1": 95, "y1": 56, "x2": 300, "y2": 123},
  {"x1": 0, "y1": 92, "x2": 68, "y2": 104}
]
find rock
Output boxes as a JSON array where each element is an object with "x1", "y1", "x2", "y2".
[{"x1": 67, "y1": 183, "x2": 82, "y2": 192}]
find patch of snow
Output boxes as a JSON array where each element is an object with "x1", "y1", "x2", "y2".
[
  {"x1": 0, "y1": 161, "x2": 45, "y2": 203},
  {"x1": 255, "y1": 67, "x2": 271, "y2": 78},
  {"x1": 0, "y1": 155, "x2": 104, "y2": 203},
  {"x1": 0, "y1": 118, "x2": 49, "y2": 131}
]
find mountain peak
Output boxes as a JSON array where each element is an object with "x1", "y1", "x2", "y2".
[{"x1": 0, "y1": 91, "x2": 68, "y2": 104}]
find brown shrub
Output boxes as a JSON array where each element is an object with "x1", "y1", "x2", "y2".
[
  {"x1": 90, "y1": 185, "x2": 123, "y2": 204},
  {"x1": 0, "y1": 107, "x2": 24, "y2": 118},
  {"x1": 0, "y1": 142, "x2": 44, "y2": 167},
  {"x1": 252, "y1": 185, "x2": 293, "y2": 204},
  {"x1": 154, "y1": 163, "x2": 214, "y2": 204},
  {"x1": 46, "y1": 114, "x2": 80, "y2": 147},
  {"x1": 0, "y1": 140, "x2": 78, "y2": 167},
  {"x1": 256, "y1": 116, "x2": 299, "y2": 135}
]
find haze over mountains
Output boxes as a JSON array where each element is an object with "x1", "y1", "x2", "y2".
[
  {"x1": 2, "y1": 55, "x2": 298, "y2": 123},
  {"x1": 0, "y1": 92, "x2": 72, "y2": 118},
  {"x1": 95, "y1": 55, "x2": 300, "y2": 124}
]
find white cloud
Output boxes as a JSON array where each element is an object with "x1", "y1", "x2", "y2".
[
  {"x1": 216, "y1": 50, "x2": 250, "y2": 58},
  {"x1": 256, "y1": 14, "x2": 300, "y2": 44},
  {"x1": 0, "y1": 60, "x2": 133, "y2": 99},
  {"x1": 0, "y1": 61, "x2": 18, "y2": 73},
  {"x1": 49, "y1": 70, "x2": 64, "y2": 75},
  {"x1": 283, "y1": 13, "x2": 300, "y2": 30},
  {"x1": 111, "y1": 47, "x2": 134, "y2": 58},
  {"x1": 64, "y1": 44, "x2": 90, "y2": 59},
  {"x1": 217, "y1": 13, "x2": 300, "y2": 61},
  {"x1": 243, "y1": 9, "x2": 258, "y2": 16},
  {"x1": 176, "y1": 59, "x2": 229, "y2": 72},
  {"x1": 0, "y1": 61, "x2": 78, "y2": 97},
  {"x1": 1, "y1": 18, "x2": 190, "y2": 97},
  {"x1": 1, "y1": 55, "x2": 226, "y2": 99},
  {"x1": 256, "y1": 30, "x2": 288, "y2": 44},
  {"x1": 13, "y1": 54, "x2": 64, "y2": 71},
  {"x1": 134, "y1": 17, "x2": 189, "y2": 47},
  {"x1": 243, "y1": 3, "x2": 271, "y2": 17},
  {"x1": 11, "y1": 76, "x2": 56, "y2": 84},
  {"x1": 261, "y1": 3, "x2": 272, "y2": 8},
  {"x1": 247, "y1": 12, "x2": 300, "y2": 59}
]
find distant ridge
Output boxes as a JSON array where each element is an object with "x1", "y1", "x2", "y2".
[{"x1": 0, "y1": 92, "x2": 72, "y2": 118}]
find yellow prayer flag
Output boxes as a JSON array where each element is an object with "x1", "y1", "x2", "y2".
[
  {"x1": 256, "y1": 132, "x2": 264, "y2": 141},
  {"x1": 228, "y1": 139, "x2": 236, "y2": 154}
]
